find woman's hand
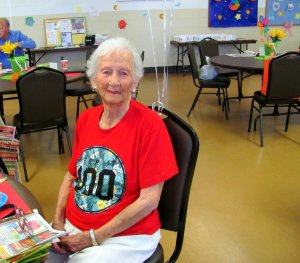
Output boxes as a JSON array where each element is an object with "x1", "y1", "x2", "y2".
[
  {"x1": 58, "y1": 231, "x2": 91, "y2": 253},
  {"x1": 51, "y1": 220, "x2": 69, "y2": 254}
]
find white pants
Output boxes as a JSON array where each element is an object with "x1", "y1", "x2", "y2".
[{"x1": 45, "y1": 219, "x2": 160, "y2": 263}]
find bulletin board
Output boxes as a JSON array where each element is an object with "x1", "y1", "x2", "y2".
[
  {"x1": 208, "y1": 0, "x2": 258, "y2": 28},
  {"x1": 265, "y1": 0, "x2": 300, "y2": 26},
  {"x1": 44, "y1": 17, "x2": 86, "y2": 47}
]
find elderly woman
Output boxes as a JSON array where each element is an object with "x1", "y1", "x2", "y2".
[{"x1": 46, "y1": 37, "x2": 178, "y2": 263}]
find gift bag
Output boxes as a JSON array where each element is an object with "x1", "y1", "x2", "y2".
[{"x1": 199, "y1": 56, "x2": 218, "y2": 80}]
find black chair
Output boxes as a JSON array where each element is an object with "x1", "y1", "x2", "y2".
[
  {"x1": 66, "y1": 47, "x2": 97, "y2": 119},
  {"x1": 198, "y1": 37, "x2": 241, "y2": 101},
  {"x1": 248, "y1": 52, "x2": 300, "y2": 147},
  {"x1": 187, "y1": 44, "x2": 231, "y2": 119},
  {"x1": 13, "y1": 67, "x2": 72, "y2": 182},
  {"x1": 92, "y1": 51, "x2": 145, "y2": 107},
  {"x1": 144, "y1": 106, "x2": 199, "y2": 263}
]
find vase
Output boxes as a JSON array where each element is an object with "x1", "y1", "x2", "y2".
[
  {"x1": 264, "y1": 42, "x2": 278, "y2": 57},
  {"x1": 8, "y1": 56, "x2": 27, "y2": 73}
]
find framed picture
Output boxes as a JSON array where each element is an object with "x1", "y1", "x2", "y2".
[
  {"x1": 265, "y1": 0, "x2": 300, "y2": 26},
  {"x1": 209, "y1": 0, "x2": 258, "y2": 28}
]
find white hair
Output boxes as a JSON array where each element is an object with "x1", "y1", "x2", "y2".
[{"x1": 86, "y1": 37, "x2": 143, "y2": 84}]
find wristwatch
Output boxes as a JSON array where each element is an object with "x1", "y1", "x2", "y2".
[{"x1": 89, "y1": 229, "x2": 99, "y2": 246}]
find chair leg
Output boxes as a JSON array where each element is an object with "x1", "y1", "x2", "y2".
[
  {"x1": 248, "y1": 99, "x2": 255, "y2": 132},
  {"x1": 76, "y1": 95, "x2": 90, "y2": 120},
  {"x1": 81, "y1": 95, "x2": 89, "y2": 109},
  {"x1": 187, "y1": 89, "x2": 202, "y2": 117},
  {"x1": 217, "y1": 89, "x2": 221, "y2": 105},
  {"x1": 285, "y1": 105, "x2": 291, "y2": 132},
  {"x1": 0, "y1": 95, "x2": 4, "y2": 117},
  {"x1": 76, "y1": 96, "x2": 81, "y2": 120},
  {"x1": 18, "y1": 135, "x2": 29, "y2": 182},
  {"x1": 57, "y1": 128, "x2": 65, "y2": 154},
  {"x1": 259, "y1": 107, "x2": 264, "y2": 147},
  {"x1": 225, "y1": 88, "x2": 230, "y2": 112},
  {"x1": 237, "y1": 73, "x2": 242, "y2": 101},
  {"x1": 63, "y1": 126, "x2": 73, "y2": 155},
  {"x1": 221, "y1": 88, "x2": 228, "y2": 120}
]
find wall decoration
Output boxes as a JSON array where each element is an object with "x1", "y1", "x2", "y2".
[
  {"x1": 24, "y1": 16, "x2": 35, "y2": 27},
  {"x1": 265, "y1": 0, "x2": 300, "y2": 25},
  {"x1": 44, "y1": 17, "x2": 86, "y2": 47},
  {"x1": 209, "y1": 0, "x2": 258, "y2": 27},
  {"x1": 118, "y1": 19, "x2": 127, "y2": 29}
]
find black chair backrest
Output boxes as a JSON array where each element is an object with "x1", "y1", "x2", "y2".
[
  {"x1": 187, "y1": 44, "x2": 201, "y2": 87},
  {"x1": 16, "y1": 67, "x2": 67, "y2": 126},
  {"x1": 152, "y1": 106, "x2": 199, "y2": 262},
  {"x1": 267, "y1": 52, "x2": 300, "y2": 99},
  {"x1": 198, "y1": 37, "x2": 219, "y2": 66}
]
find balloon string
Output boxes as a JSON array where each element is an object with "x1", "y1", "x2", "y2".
[
  {"x1": 162, "y1": 0, "x2": 167, "y2": 108},
  {"x1": 8, "y1": 0, "x2": 13, "y2": 28},
  {"x1": 163, "y1": 0, "x2": 174, "y2": 107},
  {"x1": 147, "y1": 9, "x2": 161, "y2": 105}
]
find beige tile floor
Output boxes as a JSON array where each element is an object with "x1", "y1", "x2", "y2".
[{"x1": 3, "y1": 72, "x2": 300, "y2": 263}]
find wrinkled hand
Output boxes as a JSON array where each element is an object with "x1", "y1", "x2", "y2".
[
  {"x1": 51, "y1": 220, "x2": 68, "y2": 254},
  {"x1": 58, "y1": 231, "x2": 91, "y2": 253}
]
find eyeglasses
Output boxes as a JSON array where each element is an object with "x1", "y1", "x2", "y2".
[{"x1": 15, "y1": 207, "x2": 34, "y2": 237}]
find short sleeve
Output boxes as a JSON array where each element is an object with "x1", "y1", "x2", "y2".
[{"x1": 138, "y1": 117, "x2": 178, "y2": 188}]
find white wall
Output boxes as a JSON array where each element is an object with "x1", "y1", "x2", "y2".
[
  {"x1": 0, "y1": 0, "x2": 267, "y2": 16},
  {"x1": 2, "y1": 0, "x2": 298, "y2": 68}
]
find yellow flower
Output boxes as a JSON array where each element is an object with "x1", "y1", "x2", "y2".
[
  {"x1": 269, "y1": 29, "x2": 286, "y2": 42},
  {"x1": 0, "y1": 41, "x2": 18, "y2": 55}
]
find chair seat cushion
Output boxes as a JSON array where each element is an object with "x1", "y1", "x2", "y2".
[
  {"x1": 200, "y1": 76, "x2": 231, "y2": 88},
  {"x1": 143, "y1": 243, "x2": 164, "y2": 263},
  {"x1": 13, "y1": 114, "x2": 66, "y2": 132},
  {"x1": 254, "y1": 91, "x2": 299, "y2": 105},
  {"x1": 66, "y1": 82, "x2": 93, "y2": 96}
]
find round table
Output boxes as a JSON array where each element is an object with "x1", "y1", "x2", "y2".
[
  {"x1": 0, "y1": 70, "x2": 85, "y2": 116},
  {"x1": 5, "y1": 176, "x2": 44, "y2": 216},
  {"x1": 210, "y1": 55, "x2": 264, "y2": 98},
  {"x1": 210, "y1": 55, "x2": 264, "y2": 72}
]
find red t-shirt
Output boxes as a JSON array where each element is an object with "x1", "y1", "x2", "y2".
[{"x1": 66, "y1": 100, "x2": 178, "y2": 236}]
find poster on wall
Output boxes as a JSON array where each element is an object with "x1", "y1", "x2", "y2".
[
  {"x1": 209, "y1": 0, "x2": 258, "y2": 27},
  {"x1": 266, "y1": 0, "x2": 300, "y2": 25}
]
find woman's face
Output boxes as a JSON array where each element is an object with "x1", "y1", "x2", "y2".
[{"x1": 93, "y1": 49, "x2": 136, "y2": 107}]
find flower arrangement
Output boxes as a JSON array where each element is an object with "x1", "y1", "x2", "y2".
[
  {"x1": 257, "y1": 15, "x2": 286, "y2": 56},
  {"x1": 268, "y1": 29, "x2": 286, "y2": 44},
  {"x1": 0, "y1": 41, "x2": 26, "y2": 74},
  {"x1": 0, "y1": 41, "x2": 18, "y2": 58}
]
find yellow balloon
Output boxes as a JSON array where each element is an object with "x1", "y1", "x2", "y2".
[
  {"x1": 160, "y1": 13, "x2": 164, "y2": 19},
  {"x1": 113, "y1": 5, "x2": 118, "y2": 11}
]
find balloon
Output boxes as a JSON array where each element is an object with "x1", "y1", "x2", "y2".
[{"x1": 257, "y1": 15, "x2": 269, "y2": 36}]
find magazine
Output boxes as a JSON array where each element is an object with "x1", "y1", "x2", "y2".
[
  {"x1": 0, "y1": 209, "x2": 65, "y2": 261},
  {"x1": 0, "y1": 126, "x2": 16, "y2": 141}
]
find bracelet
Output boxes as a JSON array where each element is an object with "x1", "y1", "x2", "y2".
[{"x1": 89, "y1": 229, "x2": 99, "y2": 246}]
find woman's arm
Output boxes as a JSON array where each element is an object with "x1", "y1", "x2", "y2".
[
  {"x1": 60, "y1": 182, "x2": 164, "y2": 253},
  {"x1": 52, "y1": 172, "x2": 75, "y2": 254},
  {"x1": 53, "y1": 172, "x2": 75, "y2": 229}
]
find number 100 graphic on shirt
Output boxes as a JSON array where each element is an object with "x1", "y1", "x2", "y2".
[{"x1": 74, "y1": 146, "x2": 126, "y2": 213}]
